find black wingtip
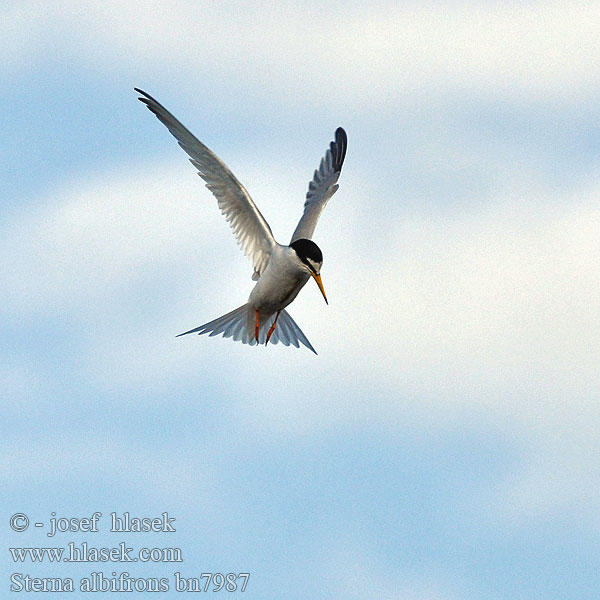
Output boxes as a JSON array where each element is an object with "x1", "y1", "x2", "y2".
[
  {"x1": 134, "y1": 88, "x2": 158, "y2": 108},
  {"x1": 331, "y1": 127, "x2": 347, "y2": 173}
]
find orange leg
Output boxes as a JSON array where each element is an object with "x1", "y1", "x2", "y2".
[
  {"x1": 265, "y1": 311, "x2": 281, "y2": 346},
  {"x1": 255, "y1": 309, "x2": 260, "y2": 343}
]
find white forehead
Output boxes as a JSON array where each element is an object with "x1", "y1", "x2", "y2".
[{"x1": 306, "y1": 257, "x2": 321, "y2": 271}]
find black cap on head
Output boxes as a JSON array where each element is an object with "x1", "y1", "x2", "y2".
[{"x1": 290, "y1": 238, "x2": 323, "y2": 271}]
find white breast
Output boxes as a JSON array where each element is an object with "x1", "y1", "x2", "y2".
[{"x1": 248, "y1": 244, "x2": 310, "y2": 313}]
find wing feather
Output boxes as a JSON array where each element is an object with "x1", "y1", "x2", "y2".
[
  {"x1": 290, "y1": 127, "x2": 347, "y2": 243},
  {"x1": 135, "y1": 88, "x2": 276, "y2": 276}
]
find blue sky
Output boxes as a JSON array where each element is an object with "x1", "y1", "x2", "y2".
[{"x1": 2, "y1": 1, "x2": 600, "y2": 598}]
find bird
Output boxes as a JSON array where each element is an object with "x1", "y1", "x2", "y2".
[{"x1": 135, "y1": 88, "x2": 347, "y2": 354}]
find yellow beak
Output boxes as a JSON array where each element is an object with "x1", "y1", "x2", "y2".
[{"x1": 311, "y1": 272, "x2": 328, "y2": 304}]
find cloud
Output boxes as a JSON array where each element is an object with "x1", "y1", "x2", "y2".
[
  {"x1": 1, "y1": 161, "x2": 225, "y2": 316},
  {"x1": 5, "y1": 157, "x2": 598, "y2": 414},
  {"x1": 2, "y1": 52, "x2": 598, "y2": 526},
  {"x1": 341, "y1": 188, "x2": 600, "y2": 407},
  {"x1": 318, "y1": 539, "x2": 458, "y2": 600},
  {"x1": 3, "y1": 1, "x2": 600, "y2": 107},
  {"x1": 3, "y1": 4, "x2": 599, "y2": 595}
]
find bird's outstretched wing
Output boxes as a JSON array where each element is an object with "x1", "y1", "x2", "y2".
[
  {"x1": 136, "y1": 88, "x2": 276, "y2": 277},
  {"x1": 290, "y1": 127, "x2": 347, "y2": 243}
]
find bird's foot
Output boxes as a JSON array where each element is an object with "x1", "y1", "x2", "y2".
[
  {"x1": 255, "y1": 309, "x2": 260, "y2": 343},
  {"x1": 265, "y1": 311, "x2": 280, "y2": 346}
]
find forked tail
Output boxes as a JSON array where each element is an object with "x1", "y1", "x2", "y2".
[{"x1": 177, "y1": 303, "x2": 317, "y2": 354}]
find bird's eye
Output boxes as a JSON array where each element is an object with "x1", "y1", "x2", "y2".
[{"x1": 305, "y1": 259, "x2": 319, "y2": 274}]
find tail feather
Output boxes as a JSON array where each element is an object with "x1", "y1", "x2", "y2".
[
  {"x1": 177, "y1": 303, "x2": 317, "y2": 354},
  {"x1": 269, "y1": 322, "x2": 285, "y2": 346},
  {"x1": 176, "y1": 304, "x2": 247, "y2": 338},
  {"x1": 277, "y1": 313, "x2": 297, "y2": 348},
  {"x1": 278, "y1": 310, "x2": 316, "y2": 353},
  {"x1": 232, "y1": 320, "x2": 246, "y2": 342}
]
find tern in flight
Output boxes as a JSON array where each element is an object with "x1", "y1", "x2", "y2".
[{"x1": 136, "y1": 88, "x2": 347, "y2": 354}]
